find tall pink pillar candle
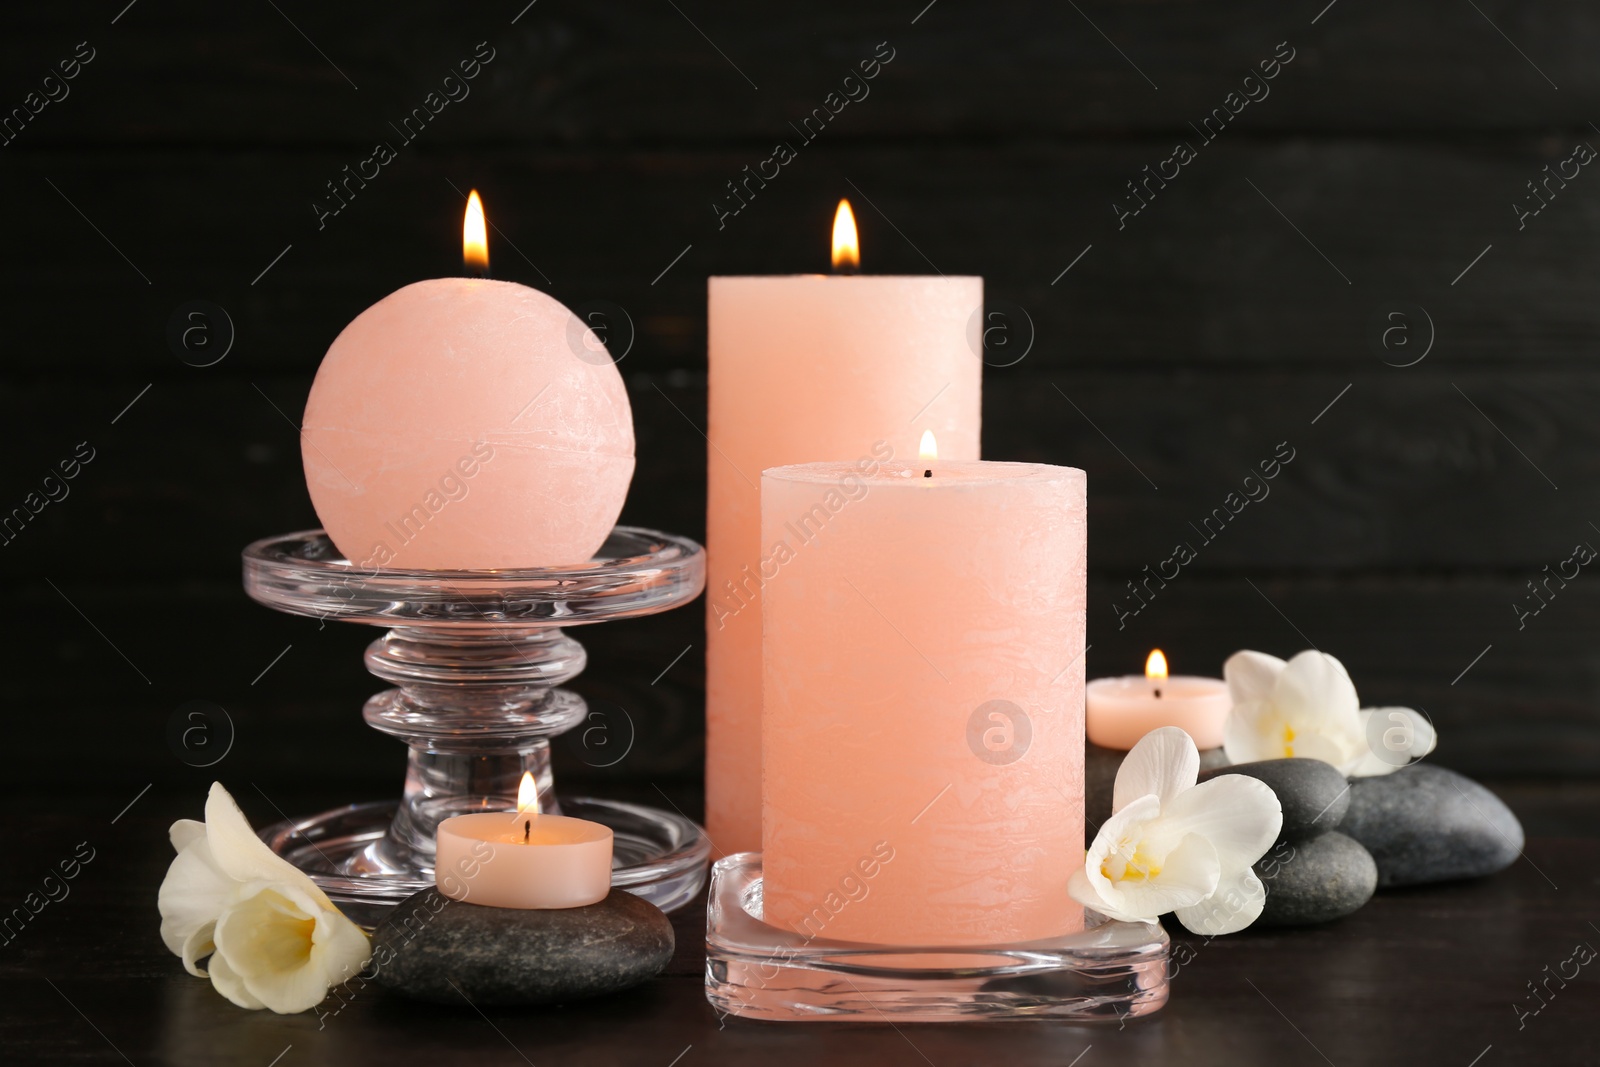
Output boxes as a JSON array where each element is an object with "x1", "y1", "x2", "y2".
[
  {"x1": 761, "y1": 459, "x2": 1086, "y2": 945},
  {"x1": 705, "y1": 276, "x2": 981, "y2": 855}
]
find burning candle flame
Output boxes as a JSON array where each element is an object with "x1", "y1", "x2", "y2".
[
  {"x1": 1145, "y1": 649, "x2": 1169, "y2": 684},
  {"x1": 832, "y1": 198, "x2": 859, "y2": 272},
  {"x1": 463, "y1": 189, "x2": 489, "y2": 274},
  {"x1": 516, "y1": 770, "x2": 540, "y2": 815},
  {"x1": 919, "y1": 430, "x2": 938, "y2": 461}
]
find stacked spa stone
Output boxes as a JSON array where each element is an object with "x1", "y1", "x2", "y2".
[
  {"x1": 1340, "y1": 764, "x2": 1523, "y2": 888},
  {"x1": 1195, "y1": 759, "x2": 1375, "y2": 926},
  {"x1": 368, "y1": 888, "x2": 674, "y2": 1005},
  {"x1": 1090, "y1": 745, "x2": 1524, "y2": 929}
]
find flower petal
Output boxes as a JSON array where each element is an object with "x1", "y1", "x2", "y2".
[
  {"x1": 1223, "y1": 700, "x2": 1280, "y2": 765},
  {"x1": 214, "y1": 883, "x2": 343, "y2": 1014},
  {"x1": 158, "y1": 833, "x2": 237, "y2": 960},
  {"x1": 1223, "y1": 701, "x2": 1282, "y2": 764},
  {"x1": 1272, "y1": 651, "x2": 1361, "y2": 727},
  {"x1": 1068, "y1": 865, "x2": 1150, "y2": 924},
  {"x1": 1084, "y1": 794, "x2": 1164, "y2": 902},
  {"x1": 1350, "y1": 707, "x2": 1437, "y2": 777},
  {"x1": 1105, "y1": 833, "x2": 1221, "y2": 920},
  {"x1": 207, "y1": 948, "x2": 266, "y2": 1011},
  {"x1": 1291, "y1": 730, "x2": 1364, "y2": 774},
  {"x1": 308, "y1": 906, "x2": 373, "y2": 991},
  {"x1": 1174, "y1": 867, "x2": 1267, "y2": 935},
  {"x1": 1112, "y1": 727, "x2": 1200, "y2": 814},
  {"x1": 203, "y1": 783, "x2": 331, "y2": 907},
  {"x1": 1223, "y1": 650, "x2": 1287, "y2": 706},
  {"x1": 170, "y1": 819, "x2": 207, "y2": 853},
  {"x1": 1151, "y1": 775, "x2": 1282, "y2": 872},
  {"x1": 179, "y1": 920, "x2": 217, "y2": 978}
]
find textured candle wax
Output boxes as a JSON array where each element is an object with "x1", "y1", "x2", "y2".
[
  {"x1": 706, "y1": 275, "x2": 982, "y2": 855},
  {"x1": 302, "y1": 279, "x2": 634, "y2": 570},
  {"x1": 762, "y1": 460, "x2": 1085, "y2": 945}
]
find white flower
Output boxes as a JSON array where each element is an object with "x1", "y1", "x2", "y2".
[
  {"x1": 1223, "y1": 650, "x2": 1437, "y2": 777},
  {"x1": 158, "y1": 783, "x2": 370, "y2": 1013},
  {"x1": 1069, "y1": 727, "x2": 1283, "y2": 935}
]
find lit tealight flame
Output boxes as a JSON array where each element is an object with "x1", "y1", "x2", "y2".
[
  {"x1": 463, "y1": 189, "x2": 489, "y2": 275},
  {"x1": 1146, "y1": 649, "x2": 1169, "y2": 685},
  {"x1": 832, "y1": 198, "x2": 859, "y2": 273},
  {"x1": 516, "y1": 770, "x2": 540, "y2": 815},
  {"x1": 919, "y1": 430, "x2": 938, "y2": 461}
]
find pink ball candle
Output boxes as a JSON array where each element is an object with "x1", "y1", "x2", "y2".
[
  {"x1": 302, "y1": 214, "x2": 634, "y2": 570},
  {"x1": 761, "y1": 453, "x2": 1085, "y2": 946},
  {"x1": 1085, "y1": 650, "x2": 1231, "y2": 750}
]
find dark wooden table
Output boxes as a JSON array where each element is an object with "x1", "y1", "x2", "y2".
[{"x1": 5, "y1": 786, "x2": 1597, "y2": 1067}]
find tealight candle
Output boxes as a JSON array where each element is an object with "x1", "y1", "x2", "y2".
[
  {"x1": 434, "y1": 773, "x2": 614, "y2": 909},
  {"x1": 1085, "y1": 650, "x2": 1231, "y2": 750}
]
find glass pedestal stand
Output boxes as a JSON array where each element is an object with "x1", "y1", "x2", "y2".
[
  {"x1": 705, "y1": 854, "x2": 1170, "y2": 1022},
  {"x1": 242, "y1": 527, "x2": 710, "y2": 923}
]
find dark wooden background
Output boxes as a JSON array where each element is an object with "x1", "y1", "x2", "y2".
[{"x1": 4, "y1": 0, "x2": 1599, "y2": 808}]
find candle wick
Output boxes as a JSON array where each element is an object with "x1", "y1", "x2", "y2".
[
  {"x1": 1153, "y1": 687, "x2": 1162, "y2": 699},
  {"x1": 923, "y1": 469, "x2": 932, "y2": 478},
  {"x1": 523, "y1": 819, "x2": 530, "y2": 843}
]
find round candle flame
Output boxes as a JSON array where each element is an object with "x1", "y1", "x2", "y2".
[
  {"x1": 1145, "y1": 649, "x2": 1169, "y2": 683},
  {"x1": 919, "y1": 429, "x2": 938, "y2": 461},
  {"x1": 516, "y1": 770, "x2": 540, "y2": 815},
  {"x1": 463, "y1": 189, "x2": 489, "y2": 274},
  {"x1": 831, "y1": 198, "x2": 859, "y2": 272}
]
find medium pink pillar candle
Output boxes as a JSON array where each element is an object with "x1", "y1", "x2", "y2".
[
  {"x1": 435, "y1": 812, "x2": 613, "y2": 909},
  {"x1": 761, "y1": 458, "x2": 1085, "y2": 945},
  {"x1": 705, "y1": 269, "x2": 981, "y2": 855},
  {"x1": 1086, "y1": 652, "x2": 1231, "y2": 750}
]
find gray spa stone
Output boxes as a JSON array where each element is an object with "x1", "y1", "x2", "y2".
[
  {"x1": 1254, "y1": 831, "x2": 1377, "y2": 927},
  {"x1": 370, "y1": 888, "x2": 674, "y2": 1005},
  {"x1": 1198, "y1": 758, "x2": 1350, "y2": 842},
  {"x1": 1340, "y1": 764, "x2": 1524, "y2": 887}
]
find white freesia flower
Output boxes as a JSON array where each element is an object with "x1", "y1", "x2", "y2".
[
  {"x1": 1069, "y1": 727, "x2": 1283, "y2": 935},
  {"x1": 1223, "y1": 650, "x2": 1437, "y2": 777},
  {"x1": 158, "y1": 783, "x2": 370, "y2": 1013}
]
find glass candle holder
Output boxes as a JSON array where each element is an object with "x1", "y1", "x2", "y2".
[{"x1": 243, "y1": 526, "x2": 710, "y2": 922}]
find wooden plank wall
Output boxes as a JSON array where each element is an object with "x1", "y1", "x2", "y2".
[{"x1": 2, "y1": 0, "x2": 1597, "y2": 796}]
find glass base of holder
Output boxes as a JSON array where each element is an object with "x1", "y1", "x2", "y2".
[
  {"x1": 263, "y1": 797, "x2": 709, "y2": 928},
  {"x1": 705, "y1": 854, "x2": 1170, "y2": 1022}
]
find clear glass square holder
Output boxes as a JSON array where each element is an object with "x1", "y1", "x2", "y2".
[{"x1": 705, "y1": 853, "x2": 1170, "y2": 1022}]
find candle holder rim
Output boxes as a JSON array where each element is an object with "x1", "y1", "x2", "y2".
[{"x1": 243, "y1": 525, "x2": 702, "y2": 581}]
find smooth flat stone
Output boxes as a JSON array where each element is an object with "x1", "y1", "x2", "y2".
[
  {"x1": 1085, "y1": 742, "x2": 1228, "y2": 844},
  {"x1": 370, "y1": 888, "x2": 674, "y2": 1005},
  {"x1": 1341, "y1": 764, "x2": 1524, "y2": 887},
  {"x1": 1255, "y1": 831, "x2": 1377, "y2": 927},
  {"x1": 1198, "y1": 758, "x2": 1349, "y2": 842}
]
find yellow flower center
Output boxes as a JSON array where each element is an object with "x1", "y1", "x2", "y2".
[
  {"x1": 1283, "y1": 724, "x2": 1296, "y2": 758},
  {"x1": 1100, "y1": 839, "x2": 1163, "y2": 883}
]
